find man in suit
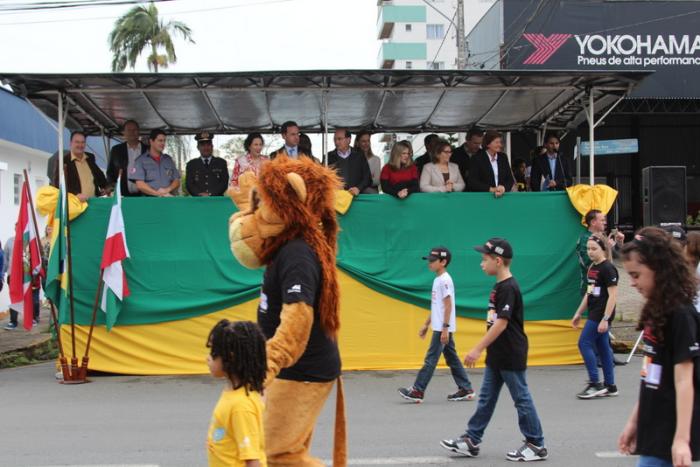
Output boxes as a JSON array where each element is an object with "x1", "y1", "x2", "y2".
[
  {"x1": 413, "y1": 133, "x2": 439, "y2": 176},
  {"x1": 467, "y1": 130, "x2": 514, "y2": 197},
  {"x1": 185, "y1": 132, "x2": 229, "y2": 196},
  {"x1": 451, "y1": 128, "x2": 483, "y2": 189},
  {"x1": 269, "y1": 120, "x2": 314, "y2": 160},
  {"x1": 529, "y1": 134, "x2": 572, "y2": 191},
  {"x1": 326, "y1": 129, "x2": 371, "y2": 196},
  {"x1": 51, "y1": 131, "x2": 109, "y2": 200},
  {"x1": 107, "y1": 120, "x2": 148, "y2": 196}
]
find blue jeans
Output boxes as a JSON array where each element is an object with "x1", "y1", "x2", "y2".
[
  {"x1": 466, "y1": 366, "x2": 544, "y2": 447},
  {"x1": 413, "y1": 331, "x2": 472, "y2": 392},
  {"x1": 637, "y1": 456, "x2": 673, "y2": 467},
  {"x1": 578, "y1": 319, "x2": 615, "y2": 385}
]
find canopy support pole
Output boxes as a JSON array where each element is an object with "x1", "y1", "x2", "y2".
[
  {"x1": 575, "y1": 136, "x2": 581, "y2": 185},
  {"x1": 586, "y1": 89, "x2": 595, "y2": 185},
  {"x1": 505, "y1": 131, "x2": 511, "y2": 164},
  {"x1": 321, "y1": 91, "x2": 328, "y2": 166}
]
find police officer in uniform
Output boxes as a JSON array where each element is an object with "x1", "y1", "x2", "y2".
[{"x1": 185, "y1": 132, "x2": 229, "y2": 196}]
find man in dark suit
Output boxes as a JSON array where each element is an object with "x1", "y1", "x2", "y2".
[
  {"x1": 51, "y1": 131, "x2": 109, "y2": 200},
  {"x1": 529, "y1": 134, "x2": 572, "y2": 191},
  {"x1": 107, "y1": 120, "x2": 148, "y2": 196},
  {"x1": 467, "y1": 130, "x2": 514, "y2": 197},
  {"x1": 451, "y1": 128, "x2": 483, "y2": 189},
  {"x1": 185, "y1": 132, "x2": 229, "y2": 196},
  {"x1": 269, "y1": 120, "x2": 315, "y2": 161},
  {"x1": 413, "y1": 133, "x2": 439, "y2": 176},
  {"x1": 326, "y1": 129, "x2": 371, "y2": 196}
]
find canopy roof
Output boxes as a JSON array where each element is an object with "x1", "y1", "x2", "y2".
[{"x1": 0, "y1": 69, "x2": 650, "y2": 135}]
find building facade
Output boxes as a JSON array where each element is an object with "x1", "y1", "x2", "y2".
[{"x1": 377, "y1": 0, "x2": 461, "y2": 70}]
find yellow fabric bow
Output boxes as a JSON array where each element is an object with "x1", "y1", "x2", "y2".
[
  {"x1": 334, "y1": 189, "x2": 354, "y2": 215},
  {"x1": 566, "y1": 184, "x2": 618, "y2": 226},
  {"x1": 36, "y1": 185, "x2": 88, "y2": 223}
]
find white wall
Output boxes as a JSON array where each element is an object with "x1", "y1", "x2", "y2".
[{"x1": 0, "y1": 138, "x2": 49, "y2": 312}]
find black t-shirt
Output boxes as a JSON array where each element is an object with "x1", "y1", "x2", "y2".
[
  {"x1": 485, "y1": 276, "x2": 528, "y2": 371},
  {"x1": 586, "y1": 260, "x2": 618, "y2": 322},
  {"x1": 257, "y1": 238, "x2": 341, "y2": 382},
  {"x1": 637, "y1": 303, "x2": 700, "y2": 461}
]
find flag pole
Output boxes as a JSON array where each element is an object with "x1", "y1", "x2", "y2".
[
  {"x1": 83, "y1": 168, "x2": 123, "y2": 365},
  {"x1": 65, "y1": 189, "x2": 79, "y2": 379},
  {"x1": 22, "y1": 170, "x2": 68, "y2": 367},
  {"x1": 80, "y1": 272, "x2": 103, "y2": 380}
]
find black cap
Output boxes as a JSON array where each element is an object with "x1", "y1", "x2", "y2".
[
  {"x1": 474, "y1": 237, "x2": 513, "y2": 259},
  {"x1": 661, "y1": 224, "x2": 687, "y2": 243},
  {"x1": 195, "y1": 131, "x2": 214, "y2": 143},
  {"x1": 422, "y1": 246, "x2": 452, "y2": 263}
]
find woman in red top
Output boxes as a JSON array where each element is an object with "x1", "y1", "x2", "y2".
[{"x1": 380, "y1": 141, "x2": 419, "y2": 199}]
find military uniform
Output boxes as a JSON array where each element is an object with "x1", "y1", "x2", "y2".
[{"x1": 185, "y1": 132, "x2": 229, "y2": 196}]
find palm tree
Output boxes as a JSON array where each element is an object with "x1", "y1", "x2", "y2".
[{"x1": 109, "y1": 2, "x2": 195, "y2": 72}]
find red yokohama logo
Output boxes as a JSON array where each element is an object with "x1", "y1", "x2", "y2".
[{"x1": 522, "y1": 33, "x2": 572, "y2": 65}]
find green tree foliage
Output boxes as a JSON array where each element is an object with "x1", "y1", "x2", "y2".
[{"x1": 109, "y1": 2, "x2": 194, "y2": 72}]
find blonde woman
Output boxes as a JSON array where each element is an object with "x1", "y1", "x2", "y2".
[{"x1": 380, "y1": 141, "x2": 419, "y2": 199}]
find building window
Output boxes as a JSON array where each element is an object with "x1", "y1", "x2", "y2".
[
  {"x1": 430, "y1": 61, "x2": 444, "y2": 70},
  {"x1": 14, "y1": 173, "x2": 21, "y2": 205},
  {"x1": 406, "y1": 61, "x2": 413, "y2": 69},
  {"x1": 405, "y1": 24, "x2": 412, "y2": 32},
  {"x1": 427, "y1": 24, "x2": 445, "y2": 40}
]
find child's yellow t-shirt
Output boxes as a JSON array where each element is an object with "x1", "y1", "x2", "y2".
[{"x1": 207, "y1": 386, "x2": 266, "y2": 467}]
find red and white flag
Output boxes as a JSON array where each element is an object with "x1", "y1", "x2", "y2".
[
  {"x1": 9, "y1": 180, "x2": 43, "y2": 330},
  {"x1": 100, "y1": 178, "x2": 130, "y2": 330}
]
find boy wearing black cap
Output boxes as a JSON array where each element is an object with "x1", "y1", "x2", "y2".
[
  {"x1": 398, "y1": 246, "x2": 475, "y2": 403},
  {"x1": 441, "y1": 238, "x2": 548, "y2": 462}
]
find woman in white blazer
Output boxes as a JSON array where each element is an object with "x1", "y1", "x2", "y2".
[{"x1": 420, "y1": 139, "x2": 466, "y2": 192}]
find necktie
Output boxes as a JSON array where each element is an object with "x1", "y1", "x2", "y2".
[
  {"x1": 289, "y1": 148, "x2": 296, "y2": 156},
  {"x1": 204, "y1": 158, "x2": 210, "y2": 167}
]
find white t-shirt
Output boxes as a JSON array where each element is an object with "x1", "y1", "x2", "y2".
[{"x1": 431, "y1": 271, "x2": 456, "y2": 332}]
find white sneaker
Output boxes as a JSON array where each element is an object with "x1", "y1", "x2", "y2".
[{"x1": 506, "y1": 441, "x2": 548, "y2": 462}]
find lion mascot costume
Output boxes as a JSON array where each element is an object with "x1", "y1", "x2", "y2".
[{"x1": 228, "y1": 156, "x2": 347, "y2": 467}]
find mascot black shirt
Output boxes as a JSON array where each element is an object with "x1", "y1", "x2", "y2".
[{"x1": 258, "y1": 238, "x2": 341, "y2": 382}]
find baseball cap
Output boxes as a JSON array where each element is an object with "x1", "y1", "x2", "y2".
[
  {"x1": 661, "y1": 224, "x2": 687, "y2": 243},
  {"x1": 474, "y1": 237, "x2": 513, "y2": 259},
  {"x1": 422, "y1": 246, "x2": 452, "y2": 263}
]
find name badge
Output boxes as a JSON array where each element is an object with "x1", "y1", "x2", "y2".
[
  {"x1": 259, "y1": 291, "x2": 268, "y2": 312},
  {"x1": 645, "y1": 362, "x2": 662, "y2": 386},
  {"x1": 592, "y1": 286, "x2": 601, "y2": 297}
]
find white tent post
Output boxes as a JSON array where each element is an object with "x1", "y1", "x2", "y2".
[
  {"x1": 588, "y1": 89, "x2": 595, "y2": 186},
  {"x1": 575, "y1": 136, "x2": 581, "y2": 185},
  {"x1": 505, "y1": 131, "x2": 511, "y2": 163},
  {"x1": 321, "y1": 91, "x2": 328, "y2": 166},
  {"x1": 58, "y1": 92, "x2": 65, "y2": 189},
  {"x1": 101, "y1": 130, "x2": 110, "y2": 170}
]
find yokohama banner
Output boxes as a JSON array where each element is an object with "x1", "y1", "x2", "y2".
[{"x1": 503, "y1": 0, "x2": 700, "y2": 98}]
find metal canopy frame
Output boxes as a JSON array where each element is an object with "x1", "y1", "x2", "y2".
[{"x1": 0, "y1": 69, "x2": 651, "y2": 182}]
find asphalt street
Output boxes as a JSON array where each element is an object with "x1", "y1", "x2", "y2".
[{"x1": 0, "y1": 359, "x2": 649, "y2": 467}]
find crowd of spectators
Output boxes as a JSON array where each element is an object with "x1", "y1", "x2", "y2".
[{"x1": 48, "y1": 119, "x2": 575, "y2": 200}]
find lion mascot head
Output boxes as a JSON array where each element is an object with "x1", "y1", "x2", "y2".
[{"x1": 227, "y1": 156, "x2": 343, "y2": 338}]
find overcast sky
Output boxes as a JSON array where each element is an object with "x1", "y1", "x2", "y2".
[{"x1": 0, "y1": 0, "x2": 495, "y2": 155}]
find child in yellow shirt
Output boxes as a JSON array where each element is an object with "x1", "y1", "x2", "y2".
[{"x1": 206, "y1": 319, "x2": 267, "y2": 467}]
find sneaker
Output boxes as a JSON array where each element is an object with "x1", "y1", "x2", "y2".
[
  {"x1": 447, "y1": 387, "x2": 475, "y2": 401},
  {"x1": 605, "y1": 384, "x2": 619, "y2": 396},
  {"x1": 398, "y1": 386, "x2": 424, "y2": 403},
  {"x1": 506, "y1": 441, "x2": 548, "y2": 462},
  {"x1": 576, "y1": 382, "x2": 607, "y2": 399},
  {"x1": 440, "y1": 435, "x2": 480, "y2": 457},
  {"x1": 3, "y1": 322, "x2": 17, "y2": 330},
  {"x1": 32, "y1": 319, "x2": 38, "y2": 327}
]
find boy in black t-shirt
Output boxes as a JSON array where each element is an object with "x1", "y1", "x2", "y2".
[{"x1": 441, "y1": 238, "x2": 547, "y2": 462}]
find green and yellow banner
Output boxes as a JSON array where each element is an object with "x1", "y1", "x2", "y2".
[{"x1": 59, "y1": 193, "x2": 585, "y2": 374}]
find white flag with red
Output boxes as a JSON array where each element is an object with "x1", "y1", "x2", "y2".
[
  {"x1": 100, "y1": 178, "x2": 130, "y2": 330},
  {"x1": 9, "y1": 180, "x2": 43, "y2": 330}
]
